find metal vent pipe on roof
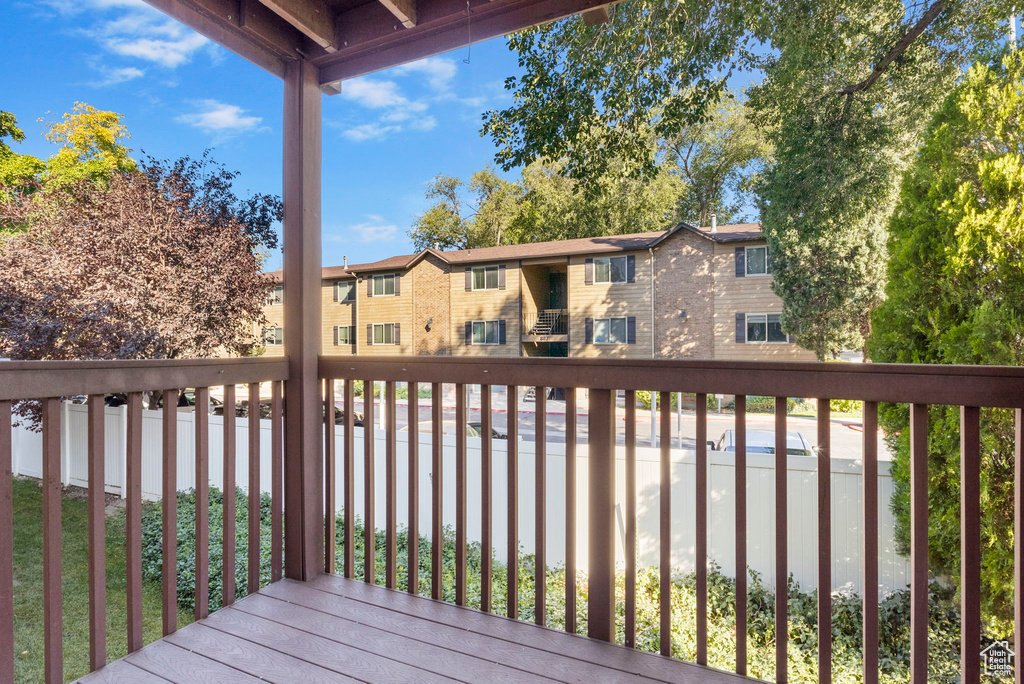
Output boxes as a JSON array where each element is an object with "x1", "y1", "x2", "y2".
[
  {"x1": 343, "y1": 256, "x2": 348, "y2": 268},
  {"x1": 710, "y1": 214, "x2": 717, "y2": 233}
]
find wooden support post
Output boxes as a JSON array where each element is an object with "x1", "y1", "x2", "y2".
[
  {"x1": 587, "y1": 388, "x2": 615, "y2": 642},
  {"x1": 283, "y1": 57, "x2": 324, "y2": 581}
]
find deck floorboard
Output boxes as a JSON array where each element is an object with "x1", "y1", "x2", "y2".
[{"x1": 77, "y1": 575, "x2": 762, "y2": 684}]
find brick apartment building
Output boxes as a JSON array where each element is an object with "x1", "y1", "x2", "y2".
[{"x1": 260, "y1": 220, "x2": 815, "y2": 362}]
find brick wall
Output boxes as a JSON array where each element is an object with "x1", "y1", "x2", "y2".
[
  {"x1": 411, "y1": 254, "x2": 452, "y2": 355},
  {"x1": 652, "y1": 230, "x2": 715, "y2": 359}
]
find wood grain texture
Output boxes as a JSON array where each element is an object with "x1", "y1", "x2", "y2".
[
  {"x1": 0, "y1": 401, "x2": 12, "y2": 682},
  {"x1": 42, "y1": 397, "x2": 63, "y2": 684},
  {"x1": 90, "y1": 395, "x2": 109, "y2": 665}
]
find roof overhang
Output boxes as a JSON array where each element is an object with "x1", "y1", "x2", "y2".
[{"x1": 143, "y1": 0, "x2": 615, "y2": 91}]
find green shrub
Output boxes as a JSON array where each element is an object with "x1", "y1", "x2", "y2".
[
  {"x1": 140, "y1": 498, "x2": 980, "y2": 682},
  {"x1": 829, "y1": 398, "x2": 863, "y2": 414},
  {"x1": 634, "y1": 390, "x2": 679, "y2": 411},
  {"x1": 744, "y1": 396, "x2": 799, "y2": 414},
  {"x1": 141, "y1": 487, "x2": 274, "y2": 612}
]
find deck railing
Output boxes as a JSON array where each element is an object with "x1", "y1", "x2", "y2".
[
  {"x1": 0, "y1": 357, "x2": 288, "y2": 683},
  {"x1": 320, "y1": 355, "x2": 1024, "y2": 684},
  {"x1": 523, "y1": 309, "x2": 569, "y2": 336}
]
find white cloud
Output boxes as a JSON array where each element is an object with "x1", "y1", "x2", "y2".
[
  {"x1": 341, "y1": 123, "x2": 402, "y2": 142},
  {"x1": 408, "y1": 116, "x2": 437, "y2": 132},
  {"x1": 350, "y1": 217, "x2": 398, "y2": 242},
  {"x1": 176, "y1": 100, "x2": 265, "y2": 139},
  {"x1": 89, "y1": 64, "x2": 145, "y2": 87},
  {"x1": 392, "y1": 57, "x2": 457, "y2": 92},
  {"x1": 343, "y1": 79, "x2": 415, "y2": 109}
]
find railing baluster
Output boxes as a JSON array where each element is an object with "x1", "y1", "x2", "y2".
[
  {"x1": 1016, "y1": 409, "x2": 1023, "y2": 684},
  {"x1": 343, "y1": 379, "x2": 355, "y2": 579},
  {"x1": 507, "y1": 385, "x2": 519, "y2": 618},
  {"x1": 535, "y1": 386, "x2": 546, "y2": 626},
  {"x1": 248, "y1": 382, "x2": 261, "y2": 594},
  {"x1": 775, "y1": 396, "x2": 788, "y2": 683},
  {"x1": 407, "y1": 383, "x2": 419, "y2": 594},
  {"x1": 659, "y1": 391, "x2": 671, "y2": 656},
  {"x1": 961, "y1": 405, "x2": 981, "y2": 683},
  {"x1": 195, "y1": 386, "x2": 210, "y2": 619},
  {"x1": 909, "y1": 402, "x2": 928, "y2": 684},
  {"x1": 862, "y1": 401, "x2": 878, "y2": 684},
  {"x1": 271, "y1": 380, "x2": 283, "y2": 583},
  {"x1": 431, "y1": 382, "x2": 443, "y2": 600},
  {"x1": 42, "y1": 397, "x2": 62, "y2": 684},
  {"x1": 222, "y1": 385, "x2": 236, "y2": 607},
  {"x1": 89, "y1": 394, "x2": 108, "y2": 664},
  {"x1": 126, "y1": 393, "x2": 144, "y2": 652},
  {"x1": 624, "y1": 390, "x2": 636, "y2": 647},
  {"x1": 0, "y1": 400, "x2": 13, "y2": 682},
  {"x1": 735, "y1": 394, "x2": 747, "y2": 674},
  {"x1": 818, "y1": 398, "x2": 832, "y2": 684},
  {"x1": 565, "y1": 387, "x2": 578, "y2": 634},
  {"x1": 455, "y1": 383, "x2": 467, "y2": 605},
  {"x1": 363, "y1": 379, "x2": 376, "y2": 584},
  {"x1": 587, "y1": 387, "x2": 615, "y2": 642},
  {"x1": 386, "y1": 380, "x2": 398, "y2": 589},
  {"x1": 325, "y1": 379, "x2": 336, "y2": 575},
  {"x1": 695, "y1": 393, "x2": 708, "y2": 665},
  {"x1": 480, "y1": 384, "x2": 492, "y2": 611}
]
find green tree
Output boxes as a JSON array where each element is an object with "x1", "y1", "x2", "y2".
[
  {"x1": 483, "y1": 0, "x2": 1013, "y2": 357},
  {"x1": 661, "y1": 94, "x2": 771, "y2": 226},
  {"x1": 408, "y1": 170, "x2": 521, "y2": 251},
  {"x1": 869, "y1": 49, "x2": 1024, "y2": 629},
  {"x1": 0, "y1": 111, "x2": 44, "y2": 192}
]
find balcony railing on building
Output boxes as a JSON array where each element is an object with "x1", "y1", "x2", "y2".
[{"x1": 523, "y1": 309, "x2": 569, "y2": 339}]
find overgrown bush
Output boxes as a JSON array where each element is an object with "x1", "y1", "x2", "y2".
[
  {"x1": 141, "y1": 498, "x2": 994, "y2": 682},
  {"x1": 141, "y1": 487, "x2": 274, "y2": 612},
  {"x1": 829, "y1": 398, "x2": 863, "y2": 414},
  {"x1": 744, "y1": 396, "x2": 799, "y2": 414}
]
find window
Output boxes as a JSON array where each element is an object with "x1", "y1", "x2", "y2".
[
  {"x1": 335, "y1": 281, "x2": 354, "y2": 302},
  {"x1": 594, "y1": 317, "x2": 628, "y2": 344},
  {"x1": 372, "y1": 274, "x2": 396, "y2": 296},
  {"x1": 263, "y1": 327, "x2": 283, "y2": 346},
  {"x1": 334, "y1": 326, "x2": 354, "y2": 345},
  {"x1": 745, "y1": 246, "x2": 771, "y2": 276},
  {"x1": 594, "y1": 256, "x2": 628, "y2": 284},
  {"x1": 373, "y1": 323, "x2": 396, "y2": 345},
  {"x1": 745, "y1": 314, "x2": 788, "y2": 343},
  {"x1": 472, "y1": 265, "x2": 500, "y2": 290},
  {"x1": 471, "y1": 320, "x2": 500, "y2": 345},
  {"x1": 266, "y1": 285, "x2": 283, "y2": 305}
]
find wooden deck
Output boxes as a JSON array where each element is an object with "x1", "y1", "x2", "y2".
[{"x1": 77, "y1": 574, "x2": 756, "y2": 683}]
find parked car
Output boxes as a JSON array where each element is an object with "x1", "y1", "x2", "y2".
[
  {"x1": 330, "y1": 406, "x2": 363, "y2": 426},
  {"x1": 709, "y1": 429, "x2": 815, "y2": 456},
  {"x1": 468, "y1": 421, "x2": 508, "y2": 439},
  {"x1": 399, "y1": 421, "x2": 481, "y2": 438}
]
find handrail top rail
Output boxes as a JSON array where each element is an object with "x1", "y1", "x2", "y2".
[
  {"x1": 0, "y1": 357, "x2": 289, "y2": 401},
  {"x1": 321, "y1": 355, "x2": 1024, "y2": 408}
]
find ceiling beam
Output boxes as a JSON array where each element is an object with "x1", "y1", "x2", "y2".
[
  {"x1": 581, "y1": 4, "x2": 609, "y2": 25},
  {"x1": 378, "y1": 0, "x2": 418, "y2": 28},
  {"x1": 316, "y1": 0, "x2": 612, "y2": 83},
  {"x1": 257, "y1": 0, "x2": 339, "y2": 52}
]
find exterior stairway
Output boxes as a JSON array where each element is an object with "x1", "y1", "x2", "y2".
[{"x1": 529, "y1": 309, "x2": 565, "y2": 335}]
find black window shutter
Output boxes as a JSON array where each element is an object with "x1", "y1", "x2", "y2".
[
  {"x1": 465, "y1": 268, "x2": 472, "y2": 291},
  {"x1": 367, "y1": 278, "x2": 374, "y2": 297},
  {"x1": 394, "y1": 322, "x2": 401, "y2": 344},
  {"x1": 585, "y1": 318, "x2": 594, "y2": 344},
  {"x1": 627, "y1": 317, "x2": 637, "y2": 344},
  {"x1": 367, "y1": 323, "x2": 374, "y2": 345},
  {"x1": 627, "y1": 255, "x2": 636, "y2": 283},
  {"x1": 465, "y1": 321, "x2": 472, "y2": 345},
  {"x1": 584, "y1": 258, "x2": 594, "y2": 285},
  {"x1": 735, "y1": 313, "x2": 746, "y2": 343},
  {"x1": 498, "y1": 320, "x2": 507, "y2": 344},
  {"x1": 498, "y1": 265, "x2": 506, "y2": 290},
  {"x1": 334, "y1": 326, "x2": 339, "y2": 345},
  {"x1": 393, "y1": 274, "x2": 401, "y2": 296},
  {"x1": 788, "y1": 334, "x2": 796, "y2": 344},
  {"x1": 333, "y1": 283, "x2": 339, "y2": 302},
  {"x1": 735, "y1": 247, "x2": 746, "y2": 277}
]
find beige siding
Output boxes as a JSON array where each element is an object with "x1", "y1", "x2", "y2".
[
  {"x1": 568, "y1": 251, "x2": 653, "y2": 359},
  {"x1": 356, "y1": 271, "x2": 414, "y2": 355},
  {"x1": 712, "y1": 242, "x2": 816, "y2": 362},
  {"x1": 449, "y1": 261, "x2": 521, "y2": 357},
  {"x1": 259, "y1": 301, "x2": 285, "y2": 357}
]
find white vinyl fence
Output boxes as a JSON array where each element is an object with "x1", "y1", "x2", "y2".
[{"x1": 11, "y1": 403, "x2": 909, "y2": 597}]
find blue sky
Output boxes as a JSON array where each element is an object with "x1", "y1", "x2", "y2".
[{"x1": 3, "y1": 0, "x2": 524, "y2": 269}]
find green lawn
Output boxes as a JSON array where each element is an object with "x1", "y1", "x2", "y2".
[{"x1": 11, "y1": 477, "x2": 192, "y2": 682}]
